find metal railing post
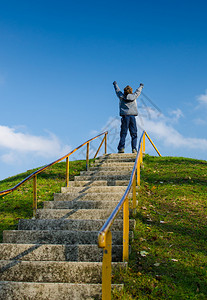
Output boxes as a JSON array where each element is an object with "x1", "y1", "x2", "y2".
[
  {"x1": 105, "y1": 132, "x2": 107, "y2": 154},
  {"x1": 123, "y1": 196, "x2": 129, "y2": 262},
  {"x1": 140, "y1": 142, "x2": 143, "y2": 164},
  {"x1": 94, "y1": 135, "x2": 106, "y2": 159},
  {"x1": 145, "y1": 132, "x2": 161, "y2": 156},
  {"x1": 33, "y1": 175, "x2": 37, "y2": 217},
  {"x1": 86, "y1": 142, "x2": 90, "y2": 170},
  {"x1": 143, "y1": 132, "x2": 145, "y2": 154},
  {"x1": 66, "y1": 156, "x2": 69, "y2": 187},
  {"x1": 132, "y1": 176, "x2": 136, "y2": 215},
  {"x1": 102, "y1": 230, "x2": 112, "y2": 300},
  {"x1": 137, "y1": 155, "x2": 140, "y2": 186}
]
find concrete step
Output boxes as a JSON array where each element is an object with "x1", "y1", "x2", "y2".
[
  {"x1": 69, "y1": 180, "x2": 108, "y2": 187},
  {"x1": 3, "y1": 230, "x2": 129, "y2": 245},
  {"x1": 61, "y1": 186, "x2": 127, "y2": 194},
  {"x1": 0, "y1": 261, "x2": 126, "y2": 283},
  {"x1": 74, "y1": 174, "x2": 131, "y2": 181},
  {"x1": 0, "y1": 244, "x2": 124, "y2": 262},
  {"x1": 35, "y1": 208, "x2": 123, "y2": 220},
  {"x1": 79, "y1": 170, "x2": 131, "y2": 176},
  {"x1": 98, "y1": 153, "x2": 136, "y2": 159},
  {"x1": 91, "y1": 162, "x2": 134, "y2": 168},
  {"x1": 18, "y1": 219, "x2": 136, "y2": 231},
  {"x1": 95, "y1": 155, "x2": 136, "y2": 163},
  {"x1": 43, "y1": 200, "x2": 119, "y2": 210},
  {"x1": 54, "y1": 192, "x2": 124, "y2": 201},
  {"x1": 0, "y1": 282, "x2": 123, "y2": 300},
  {"x1": 69, "y1": 180, "x2": 129, "y2": 187},
  {"x1": 89, "y1": 165, "x2": 133, "y2": 172},
  {"x1": 96, "y1": 158, "x2": 135, "y2": 163}
]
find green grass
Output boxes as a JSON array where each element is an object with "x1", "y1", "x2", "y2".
[
  {"x1": 112, "y1": 155, "x2": 207, "y2": 299},
  {"x1": 0, "y1": 159, "x2": 88, "y2": 242},
  {"x1": 0, "y1": 155, "x2": 206, "y2": 299}
]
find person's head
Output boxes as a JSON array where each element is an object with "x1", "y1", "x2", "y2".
[{"x1": 124, "y1": 85, "x2": 133, "y2": 96}]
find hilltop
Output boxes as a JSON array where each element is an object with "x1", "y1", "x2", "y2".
[{"x1": 0, "y1": 155, "x2": 206, "y2": 299}]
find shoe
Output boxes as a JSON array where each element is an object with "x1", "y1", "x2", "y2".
[
  {"x1": 132, "y1": 149, "x2": 137, "y2": 153},
  {"x1": 118, "y1": 148, "x2": 125, "y2": 153}
]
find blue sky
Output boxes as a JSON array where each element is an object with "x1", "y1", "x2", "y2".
[{"x1": 0, "y1": 0, "x2": 207, "y2": 180}]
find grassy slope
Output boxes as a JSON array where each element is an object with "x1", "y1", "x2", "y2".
[
  {"x1": 0, "y1": 155, "x2": 206, "y2": 299},
  {"x1": 113, "y1": 155, "x2": 207, "y2": 299},
  {"x1": 0, "y1": 160, "x2": 87, "y2": 242}
]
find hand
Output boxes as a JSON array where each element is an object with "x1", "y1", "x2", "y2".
[
  {"x1": 140, "y1": 83, "x2": 144, "y2": 87},
  {"x1": 113, "y1": 81, "x2": 117, "y2": 85}
]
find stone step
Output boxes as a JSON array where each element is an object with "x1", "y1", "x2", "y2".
[
  {"x1": 91, "y1": 162, "x2": 134, "y2": 168},
  {"x1": 0, "y1": 261, "x2": 126, "y2": 283},
  {"x1": 98, "y1": 153, "x2": 136, "y2": 159},
  {"x1": 3, "y1": 230, "x2": 131, "y2": 245},
  {"x1": 18, "y1": 219, "x2": 136, "y2": 231},
  {"x1": 69, "y1": 180, "x2": 129, "y2": 187},
  {"x1": 54, "y1": 192, "x2": 125, "y2": 201},
  {"x1": 96, "y1": 158, "x2": 135, "y2": 163},
  {"x1": 79, "y1": 170, "x2": 131, "y2": 176},
  {"x1": 95, "y1": 156, "x2": 136, "y2": 163},
  {"x1": 0, "y1": 244, "x2": 124, "y2": 262},
  {"x1": 89, "y1": 166, "x2": 133, "y2": 172},
  {"x1": 69, "y1": 180, "x2": 108, "y2": 187},
  {"x1": 74, "y1": 174, "x2": 131, "y2": 181},
  {"x1": 43, "y1": 200, "x2": 119, "y2": 210},
  {"x1": 61, "y1": 186, "x2": 127, "y2": 194},
  {"x1": 35, "y1": 209, "x2": 123, "y2": 220},
  {"x1": 0, "y1": 282, "x2": 123, "y2": 300}
]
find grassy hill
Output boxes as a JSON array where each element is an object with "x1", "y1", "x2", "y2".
[
  {"x1": 0, "y1": 155, "x2": 206, "y2": 299},
  {"x1": 113, "y1": 155, "x2": 207, "y2": 299}
]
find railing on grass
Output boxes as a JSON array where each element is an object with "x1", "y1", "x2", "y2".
[
  {"x1": 0, "y1": 131, "x2": 108, "y2": 216},
  {"x1": 98, "y1": 131, "x2": 161, "y2": 300}
]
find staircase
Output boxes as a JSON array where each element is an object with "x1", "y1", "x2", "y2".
[{"x1": 0, "y1": 153, "x2": 136, "y2": 299}]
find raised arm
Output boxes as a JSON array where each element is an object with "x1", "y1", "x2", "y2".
[
  {"x1": 113, "y1": 81, "x2": 124, "y2": 98},
  {"x1": 133, "y1": 83, "x2": 144, "y2": 98}
]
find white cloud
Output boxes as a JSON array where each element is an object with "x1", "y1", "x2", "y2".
[
  {"x1": 139, "y1": 116, "x2": 207, "y2": 150},
  {"x1": 100, "y1": 108, "x2": 207, "y2": 155},
  {"x1": 102, "y1": 117, "x2": 120, "y2": 131},
  {"x1": 169, "y1": 108, "x2": 184, "y2": 122},
  {"x1": 197, "y1": 90, "x2": 207, "y2": 105},
  {"x1": 137, "y1": 108, "x2": 207, "y2": 151},
  {"x1": 0, "y1": 125, "x2": 71, "y2": 164}
]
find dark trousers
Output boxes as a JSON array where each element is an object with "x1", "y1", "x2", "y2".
[{"x1": 118, "y1": 115, "x2": 137, "y2": 151}]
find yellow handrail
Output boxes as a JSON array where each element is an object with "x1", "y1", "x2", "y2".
[
  {"x1": 0, "y1": 131, "x2": 108, "y2": 215},
  {"x1": 98, "y1": 131, "x2": 161, "y2": 300},
  {"x1": 145, "y1": 131, "x2": 161, "y2": 156}
]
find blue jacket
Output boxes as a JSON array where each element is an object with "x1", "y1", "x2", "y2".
[{"x1": 113, "y1": 82, "x2": 143, "y2": 116}]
